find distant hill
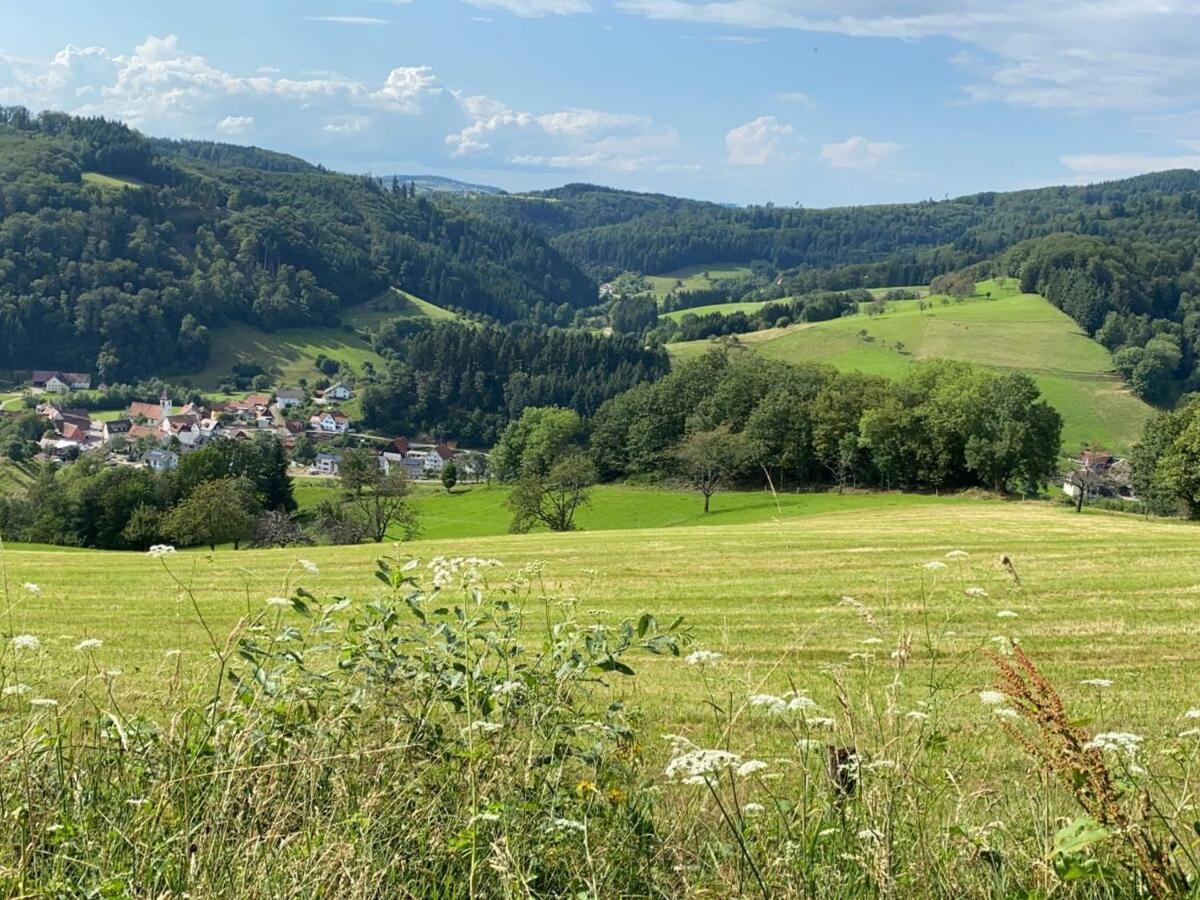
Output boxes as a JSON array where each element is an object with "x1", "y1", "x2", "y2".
[
  {"x1": 380, "y1": 174, "x2": 505, "y2": 196},
  {"x1": 0, "y1": 107, "x2": 595, "y2": 382},
  {"x1": 668, "y1": 279, "x2": 1154, "y2": 453}
]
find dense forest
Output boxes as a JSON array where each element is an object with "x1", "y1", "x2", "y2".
[
  {"x1": 0, "y1": 107, "x2": 595, "y2": 381},
  {"x1": 361, "y1": 322, "x2": 669, "y2": 445}
]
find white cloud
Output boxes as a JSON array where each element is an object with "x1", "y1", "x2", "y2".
[
  {"x1": 216, "y1": 115, "x2": 254, "y2": 135},
  {"x1": 615, "y1": 1, "x2": 1200, "y2": 115},
  {"x1": 462, "y1": 0, "x2": 592, "y2": 17},
  {"x1": 305, "y1": 16, "x2": 392, "y2": 25},
  {"x1": 1060, "y1": 149, "x2": 1200, "y2": 180},
  {"x1": 0, "y1": 33, "x2": 682, "y2": 177},
  {"x1": 820, "y1": 136, "x2": 904, "y2": 169},
  {"x1": 725, "y1": 116, "x2": 799, "y2": 166}
]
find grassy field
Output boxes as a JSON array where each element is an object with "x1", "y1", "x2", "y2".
[
  {"x1": 81, "y1": 171, "x2": 144, "y2": 190},
  {"x1": 0, "y1": 458, "x2": 35, "y2": 495},
  {"x1": 4, "y1": 498, "x2": 1198, "y2": 738},
  {"x1": 669, "y1": 279, "x2": 1153, "y2": 453},
  {"x1": 293, "y1": 478, "x2": 975, "y2": 540},
  {"x1": 646, "y1": 263, "x2": 754, "y2": 300},
  {"x1": 190, "y1": 290, "x2": 453, "y2": 392}
]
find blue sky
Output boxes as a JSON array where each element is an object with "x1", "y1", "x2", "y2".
[{"x1": 2, "y1": 0, "x2": 1199, "y2": 205}]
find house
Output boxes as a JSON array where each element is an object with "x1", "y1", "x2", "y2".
[
  {"x1": 128, "y1": 391, "x2": 173, "y2": 426},
  {"x1": 128, "y1": 424, "x2": 162, "y2": 443},
  {"x1": 101, "y1": 419, "x2": 132, "y2": 443},
  {"x1": 276, "y1": 388, "x2": 306, "y2": 409},
  {"x1": 227, "y1": 394, "x2": 272, "y2": 421},
  {"x1": 385, "y1": 436, "x2": 410, "y2": 456},
  {"x1": 313, "y1": 453, "x2": 342, "y2": 476},
  {"x1": 310, "y1": 411, "x2": 350, "y2": 434},
  {"x1": 283, "y1": 420, "x2": 306, "y2": 436},
  {"x1": 144, "y1": 449, "x2": 179, "y2": 472},
  {"x1": 323, "y1": 382, "x2": 353, "y2": 401},
  {"x1": 32, "y1": 371, "x2": 91, "y2": 393}
]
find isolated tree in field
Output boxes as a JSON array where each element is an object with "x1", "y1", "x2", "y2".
[
  {"x1": 164, "y1": 476, "x2": 259, "y2": 550},
  {"x1": 507, "y1": 451, "x2": 596, "y2": 533},
  {"x1": 673, "y1": 426, "x2": 748, "y2": 513},
  {"x1": 339, "y1": 448, "x2": 418, "y2": 542},
  {"x1": 441, "y1": 460, "x2": 458, "y2": 493},
  {"x1": 492, "y1": 406, "x2": 583, "y2": 480},
  {"x1": 1063, "y1": 453, "x2": 1112, "y2": 513}
]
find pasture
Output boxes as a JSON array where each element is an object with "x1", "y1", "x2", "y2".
[
  {"x1": 5, "y1": 497, "x2": 1197, "y2": 730},
  {"x1": 668, "y1": 279, "x2": 1153, "y2": 453},
  {"x1": 81, "y1": 171, "x2": 144, "y2": 190},
  {"x1": 646, "y1": 263, "x2": 755, "y2": 299}
]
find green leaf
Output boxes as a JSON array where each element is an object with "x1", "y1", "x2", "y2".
[{"x1": 1052, "y1": 815, "x2": 1112, "y2": 857}]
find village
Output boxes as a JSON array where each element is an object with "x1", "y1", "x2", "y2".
[{"x1": 22, "y1": 369, "x2": 477, "y2": 482}]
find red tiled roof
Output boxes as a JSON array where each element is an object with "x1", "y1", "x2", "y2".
[{"x1": 129, "y1": 402, "x2": 164, "y2": 420}]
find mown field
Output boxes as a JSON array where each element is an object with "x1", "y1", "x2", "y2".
[
  {"x1": 5, "y1": 497, "x2": 1198, "y2": 738},
  {"x1": 668, "y1": 279, "x2": 1153, "y2": 453},
  {"x1": 646, "y1": 263, "x2": 754, "y2": 300}
]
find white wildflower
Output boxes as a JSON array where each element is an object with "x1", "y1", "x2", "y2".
[
  {"x1": 266, "y1": 597, "x2": 292, "y2": 608},
  {"x1": 796, "y1": 738, "x2": 826, "y2": 752},
  {"x1": 472, "y1": 812, "x2": 501, "y2": 823},
  {"x1": 743, "y1": 802, "x2": 765, "y2": 815},
  {"x1": 749, "y1": 693, "x2": 787, "y2": 714},
  {"x1": 298, "y1": 559, "x2": 320, "y2": 575},
  {"x1": 73, "y1": 638, "x2": 102, "y2": 652},
  {"x1": 979, "y1": 690, "x2": 1006, "y2": 706},
  {"x1": 665, "y1": 748, "x2": 742, "y2": 784},
  {"x1": 147, "y1": 544, "x2": 176, "y2": 558},
  {"x1": 686, "y1": 650, "x2": 724, "y2": 666},
  {"x1": 1081, "y1": 679, "x2": 1114, "y2": 689},
  {"x1": 1085, "y1": 731, "x2": 1143, "y2": 758},
  {"x1": 465, "y1": 721, "x2": 503, "y2": 734},
  {"x1": 10, "y1": 634, "x2": 40, "y2": 653},
  {"x1": 1184, "y1": 709, "x2": 1200, "y2": 720},
  {"x1": 102, "y1": 668, "x2": 122, "y2": 680},
  {"x1": 965, "y1": 587, "x2": 989, "y2": 599},
  {"x1": 906, "y1": 710, "x2": 930, "y2": 722},
  {"x1": 29, "y1": 698, "x2": 58, "y2": 709},
  {"x1": 546, "y1": 817, "x2": 585, "y2": 833},
  {"x1": 946, "y1": 550, "x2": 970, "y2": 560},
  {"x1": 864, "y1": 760, "x2": 896, "y2": 771},
  {"x1": 2, "y1": 683, "x2": 31, "y2": 697},
  {"x1": 817, "y1": 827, "x2": 837, "y2": 837},
  {"x1": 989, "y1": 635, "x2": 1015, "y2": 656},
  {"x1": 994, "y1": 707, "x2": 1019, "y2": 720},
  {"x1": 22, "y1": 583, "x2": 40, "y2": 596},
  {"x1": 858, "y1": 828, "x2": 884, "y2": 842},
  {"x1": 805, "y1": 716, "x2": 835, "y2": 729},
  {"x1": 996, "y1": 610, "x2": 1018, "y2": 619},
  {"x1": 923, "y1": 560, "x2": 947, "y2": 571},
  {"x1": 492, "y1": 680, "x2": 525, "y2": 698},
  {"x1": 736, "y1": 760, "x2": 768, "y2": 777}
]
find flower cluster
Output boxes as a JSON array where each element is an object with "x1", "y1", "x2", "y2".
[
  {"x1": 1084, "y1": 731, "x2": 1143, "y2": 759},
  {"x1": 147, "y1": 545, "x2": 176, "y2": 558},
  {"x1": 428, "y1": 556, "x2": 503, "y2": 590},
  {"x1": 685, "y1": 650, "x2": 723, "y2": 666}
]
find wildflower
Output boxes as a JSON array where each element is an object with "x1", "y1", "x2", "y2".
[
  {"x1": 996, "y1": 610, "x2": 1018, "y2": 619},
  {"x1": 685, "y1": 650, "x2": 724, "y2": 666},
  {"x1": 401, "y1": 558, "x2": 420, "y2": 572},
  {"x1": 864, "y1": 760, "x2": 896, "y2": 771},
  {"x1": 2, "y1": 683, "x2": 30, "y2": 697},
  {"x1": 492, "y1": 680, "x2": 525, "y2": 697},
  {"x1": 923, "y1": 561, "x2": 948, "y2": 571},
  {"x1": 946, "y1": 550, "x2": 970, "y2": 560},
  {"x1": 101, "y1": 668, "x2": 122, "y2": 680},
  {"x1": 989, "y1": 635, "x2": 1015, "y2": 656},
  {"x1": 22, "y1": 583, "x2": 40, "y2": 596},
  {"x1": 1081, "y1": 679, "x2": 1114, "y2": 689},
  {"x1": 147, "y1": 544, "x2": 176, "y2": 558},
  {"x1": 465, "y1": 721, "x2": 503, "y2": 734},
  {"x1": 1085, "y1": 731, "x2": 1143, "y2": 758},
  {"x1": 796, "y1": 738, "x2": 826, "y2": 752},
  {"x1": 29, "y1": 698, "x2": 58, "y2": 709},
  {"x1": 749, "y1": 693, "x2": 787, "y2": 714},
  {"x1": 906, "y1": 710, "x2": 930, "y2": 722},
  {"x1": 858, "y1": 828, "x2": 884, "y2": 842},
  {"x1": 266, "y1": 596, "x2": 294, "y2": 608},
  {"x1": 665, "y1": 748, "x2": 742, "y2": 784},
  {"x1": 1185, "y1": 709, "x2": 1200, "y2": 720},
  {"x1": 817, "y1": 827, "x2": 838, "y2": 838},
  {"x1": 743, "y1": 802, "x2": 765, "y2": 814},
  {"x1": 546, "y1": 818, "x2": 585, "y2": 833},
  {"x1": 805, "y1": 716, "x2": 835, "y2": 728},
  {"x1": 736, "y1": 759, "x2": 768, "y2": 777},
  {"x1": 10, "y1": 634, "x2": 40, "y2": 653},
  {"x1": 298, "y1": 558, "x2": 319, "y2": 575},
  {"x1": 73, "y1": 638, "x2": 102, "y2": 652},
  {"x1": 979, "y1": 690, "x2": 1006, "y2": 706},
  {"x1": 994, "y1": 707, "x2": 1019, "y2": 720},
  {"x1": 965, "y1": 587, "x2": 989, "y2": 599}
]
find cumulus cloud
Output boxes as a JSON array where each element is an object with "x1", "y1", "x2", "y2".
[
  {"x1": 0, "y1": 33, "x2": 682, "y2": 176},
  {"x1": 216, "y1": 115, "x2": 254, "y2": 135},
  {"x1": 615, "y1": 1, "x2": 1200, "y2": 117},
  {"x1": 462, "y1": 0, "x2": 592, "y2": 16},
  {"x1": 725, "y1": 116, "x2": 799, "y2": 165},
  {"x1": 820, "y1": 136, "x2": 904, "y2": 169}
]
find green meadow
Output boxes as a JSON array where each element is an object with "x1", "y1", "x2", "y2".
[
  {"x1": 645, "y1": 263, "x2": 755, "y2": 300},
  {"x1": 668, "y1": 279, "x2": 1153, "y2": 453},
  {"x1": 81, "y1": 171, "x2": 144, "y2": 190},
  {"x1": 5, "y1": 497, "x2": 1199, "y2": 739}
]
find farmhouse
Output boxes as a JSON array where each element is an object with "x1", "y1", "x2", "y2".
[
  {"x1": 31, "y1": 370, "x2": 91, "y2": 393},
  {"x1": 276, "y1": 388, "x2": 306, "y2": 409},
  {"x1": 310, "y1": 411, "x2": 350, "y2": 434},
  {"x1": 101, "y1": 419, "x2": 132, "y2": 442},
  {"x1": 323, "y1": 382, "x2": 353, "y2": 401}
]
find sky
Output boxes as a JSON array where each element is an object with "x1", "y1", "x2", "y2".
[{"x1": 2, "y1": 1, "x2": 1200, "y2": 206}]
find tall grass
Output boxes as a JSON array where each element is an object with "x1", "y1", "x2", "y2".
[{"x1": 1, "y1": 544, "x2": 1198, "y2": 897}]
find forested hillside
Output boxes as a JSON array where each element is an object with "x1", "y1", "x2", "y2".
[{"x1": 0, "y1": 108, "x2": 595, "y2": 381}]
